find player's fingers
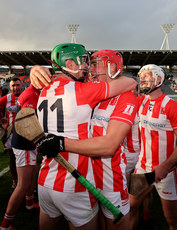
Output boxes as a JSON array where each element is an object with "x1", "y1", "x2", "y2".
[
  {"x1": 30, "y1": 66, "x2": 52, "y2": 88},
  {"x1": 30, "y1": 71, "x2": 50, "y2": 89},
  {"x1": 30, "y1": 72, "x2": 44, "y2": 89},
  {"x1": 37, "y1": 68, "x2": 52, "y2": 83}
]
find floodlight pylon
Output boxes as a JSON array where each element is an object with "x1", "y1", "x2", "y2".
[
  {"x1": 160, "y1": 24, "x2": 175, "y2": 50},
  {"x1": 66, "y1": 24, "x2": 79, "y2": 43}
]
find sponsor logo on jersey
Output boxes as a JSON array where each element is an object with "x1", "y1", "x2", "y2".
[
  {"x1": 143, "y1": 119, "x2": 166, "y2": 128},
  {"x1": 92, "y1": 114, "x2": 109, "y2": 122}
]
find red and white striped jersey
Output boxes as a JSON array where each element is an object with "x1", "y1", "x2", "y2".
[
  {"x1": 0, "y1": 93, "x2": 18, "y2": 126},
  {"x1": 136, "y1": 94, "x2": 177, "y2": 172},
  {"x1": 90, "y1": 91, "x2": 138, "y2": 192},
  {"x1": 123, "y1": 113, "x2": 141, "y2": 154},
  {"x1": 37, "y1": 78, "x2": 109, "y2": 192},
  {"x1": 17, "y1": 84, "x2": 40, "y2": 109}
]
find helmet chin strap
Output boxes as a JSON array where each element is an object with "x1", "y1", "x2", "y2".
[
  {"x1": 140, "y1": 85, "x2": 160, "y2": 95},
  {"x1": 49, "y1": 60, "x2": 85, "y2": 82}
]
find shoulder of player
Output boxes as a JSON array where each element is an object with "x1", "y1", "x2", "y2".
[
  {"x1": 119, "y1": 91, "x2": 138, "y2": 102},
  {"x1": 20, "y1": 85, "x2": 39, "y2": 97},
  {"x1": 76, "y1": 81, "x2": 107, "y2": 91},
  {"x1": 18, "y1": 85, "x2": 39, "y2": 104},
  {"x1": 165, "y1": 96, "x2": 177, "y2": 109}
]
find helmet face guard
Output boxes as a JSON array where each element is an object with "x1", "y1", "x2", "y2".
[
  {"x1": 138, "y1": 64, "x2": 165, "y2": 94},
  {"x1": 90, "y1": 50, "x2": 123, "y2": 80}
]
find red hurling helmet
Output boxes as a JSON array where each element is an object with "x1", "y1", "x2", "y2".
[{"x1": 91, "y1": 50, "x2": 123, "y2": 78}]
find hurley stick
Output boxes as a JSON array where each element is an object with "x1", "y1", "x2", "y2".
[{"x1": 15, "y1": 108, "x2": 123, "y2": 224}]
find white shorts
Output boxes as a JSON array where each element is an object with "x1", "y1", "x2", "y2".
[
  {"x1": 38, "y1": 185, "x2": 99, "y2": 227},
  {"x1": 125, "y1": 151, "x2": 139, "y2": 173},
  {"x1": 135, "y1": 167, "x2": 177, "y2": 200},
  {"x1": 13, "y1": 147, "x2": 38, "y2": 167},
  {"x1": 99, "y1": 189, "x2": 130, "y2": 219}
]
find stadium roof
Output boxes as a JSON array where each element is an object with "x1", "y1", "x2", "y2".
[{"x1": 1, "y1": 50, "x2": 177, "y2": 69}]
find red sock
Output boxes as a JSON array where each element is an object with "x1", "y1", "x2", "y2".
[
  {"x1": 1, "y1": 212, "x2": 15, "y2": 228},
  {"x1": 25, "y1": 195, "x2": 34, "y2": 210}
]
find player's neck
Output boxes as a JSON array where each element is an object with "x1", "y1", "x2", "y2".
[
  {"x1": 148, "y1": 87, "x2": 163, "y2": 100},
  {"x1": 56, "y1": 73, "x2": 74, "y2": 81}
]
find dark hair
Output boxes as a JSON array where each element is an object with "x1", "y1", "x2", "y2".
[
  {"x1": 11, "y1": 77, "x2": 21, "y2": 82},
  {"x1": 1, "y1": 88, "x2": 9, "y2": 96}
]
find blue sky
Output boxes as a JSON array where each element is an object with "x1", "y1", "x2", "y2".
[{"x1": 0, "y1": 0, "x2": 177, "y2": 51}]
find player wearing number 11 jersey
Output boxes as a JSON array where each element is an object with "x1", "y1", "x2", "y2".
[{"x1": 30, "y1": 44, "x2": 137, "y2": 230}]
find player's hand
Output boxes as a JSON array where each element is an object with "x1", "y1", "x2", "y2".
[
  {"x1": 36, "y1": 134, "x2": 65, "y2": 158},
  {"x1": 153, "y1": 165, "x2": 167, "y2": 182},
  {"x1": 30, "y1": 65, "x2": 53, "y2": 89}
]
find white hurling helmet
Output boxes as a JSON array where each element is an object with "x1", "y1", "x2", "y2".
[{"x1": 138, "y1": 64, "x2": 165, "y2": 87}]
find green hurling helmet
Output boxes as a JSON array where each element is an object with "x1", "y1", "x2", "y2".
[{"x1": 51, "y1": 43, "x2": 87, "y2": 71}]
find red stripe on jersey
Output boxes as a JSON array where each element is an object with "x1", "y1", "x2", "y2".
[
  {"x1": 111, "y1": 148, "x2": 123, "y2": 191},
  {"x1": 166, "y1": 131, "x2": 175, "y2": 159},
  {"x1": 75, "y1": 123, "x2": 89, "y2": 192},
  {"x1": 152, "y1": 100, "x2": 161, "y2": 118},
  {"x1": 38, "y1": 158, "x2": 52, "y2": 186},
  {"x1": 151, "y1": 130, "x2": 159, "y2": 169},
  {"x1": 126, "y1": 128, "x2": 135, "y2": 153},
  {"x1": 140, "y1": 127, "x2": 146, "y2": 170},
  {"x1": 25, "y1": 150, "x2": 30, "y2": 165},
  {"x1": 93, "y1": 158, "x2": 103, "y2": 189},
  {"x1": 40, "y1": 85, "x2": 51, "y2": 97},
  {"x1": 54, "y1": 79, "x2": 70, "y2": 96},
  {"x1": 142, "y1": 100, "x2": 150, "y2": 115},
  {"x1": 138, "y1": 129, "x2": 141, "y2": 147},
  {"x1": 98, "y1": 99, "x2": 110, "y2": 110},
  {"x1": 92, "y1": 125, "x2": 104, "y2": 189},
  {"x1": 88, "y1": 192, "x2": 97, "y2": 208},
  {"x1": 53, "y1": 152, "x2": 69, "y2": 191}
]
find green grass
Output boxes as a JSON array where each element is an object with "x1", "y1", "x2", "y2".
[{"x1": 0, "y1": 150, "x2": 10, "y2": 171}]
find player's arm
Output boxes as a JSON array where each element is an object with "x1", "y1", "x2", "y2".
[
  {"x1": 0, "y1": 96, "x2": 6, "y2": 112},
  {"x1": 37, "y1": 119, "x2": 132, "y2": 158},
  {"x1": 108, "y1": 76, "x2": 137, "y2": 97},
  {"x1": 154, "y1": 130, "x2": 177, "y2": 182},
  {"x1": 30, "y1": 65, "x2": 137, "y2": 95},
  {"x1": 65, "y1": 119, "x2": 131, "y2": 157}
]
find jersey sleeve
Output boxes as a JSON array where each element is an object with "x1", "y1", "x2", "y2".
[
  {"x1": 110, "y1": 91, "x2": 138, "y2": 126},
  {"x1": 166, "y1": 99, "x2": 177, "y2": 130},
  {"x1": 17, "y1": 84, "x2": 40, "y2": 109},
  {"x1": 75, "y1": 81, "x2": 109, "y2": 109},
  {"x1": 0, "y1": 95, "x2": 7, "y2": 111}
]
